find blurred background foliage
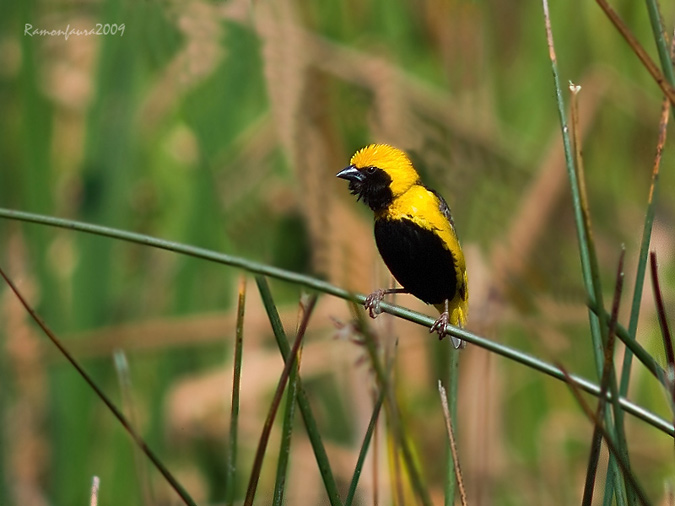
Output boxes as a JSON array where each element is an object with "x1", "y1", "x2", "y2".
[{"x1": 1, "y1": 0, "x2": 674, "y2": 504}]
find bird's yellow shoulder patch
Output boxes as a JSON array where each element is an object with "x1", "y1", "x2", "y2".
[
  {"x1": 350, "y1": 144, "x2": 419, "y2": 198},
  {"x1": 379, "y1": 185, "x2": 465, "y2": 270}
]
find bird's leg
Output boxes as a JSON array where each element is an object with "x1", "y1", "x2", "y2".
[
  {"x1": 364, "y1": 288, "x2": 408, "y2": 318},
  {"x1": 429, "y1": 299, "x2": 464, "y2": 348}
]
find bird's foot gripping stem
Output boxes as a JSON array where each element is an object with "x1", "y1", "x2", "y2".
[
  {"x1": 363, "y1": 287, "x2": 408, "y2": 319},
  {"x1": 430, "y1": 305, "x2": 465, "y2": 349},
  {"x1": 364, "y1": 289, "x2": 387, "y2": 318}
]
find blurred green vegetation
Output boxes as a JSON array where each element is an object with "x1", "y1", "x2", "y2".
[{"x1": 1, "y1": 0, "x2": 674, "y2": 504}]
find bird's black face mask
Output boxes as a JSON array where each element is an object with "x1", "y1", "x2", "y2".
[{"x1": 336, "y1": 165, "x2": 393, "y2": 212}]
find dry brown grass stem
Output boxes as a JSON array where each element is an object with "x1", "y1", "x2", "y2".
[
  {"x1": 594, "y1": 0, "x2": 675, "y2": 107},
  {"x1": 439, "y1": 381, "x2": 468, "y2": 506},
  {"x1": 89, "y1": 476, "x2": 100, "y2": 506},
  {"x1": 2, "y1": 235, "x2": 49, "y2": 506}
]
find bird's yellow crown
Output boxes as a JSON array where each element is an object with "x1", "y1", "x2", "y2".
[{"x1": 350, "y1": 144, "x2": 420, "y2": 197}]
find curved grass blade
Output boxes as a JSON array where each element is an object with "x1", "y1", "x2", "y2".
[
  {"x1": 438, "y1": 380, "x2": 467, "y2": 506},
  {"x1": 0, "y1": 268, "x2": 198, "y2": 506},
  {"x1": 113, "y1": 351, "x2": 155, "y2": 506},
  {"x1": 540, "y1": 4, "x2": 616, "y2": 387},
  {"x1": 442, "y1": 346, "x2": 461, "y2": 506},
  {"x1": 620, "y1": 93, "x2": 671, "y2": 398},
  {"x1": 272, "y1": 362, "x2": 298, "y2": 506},
  {"x1": 255, "y1": 277, "x2": 342, "y2": 506},
  {"x1": 559, "y1": 364, "x2": 651, "y2": 506},
  {"x1": 568, "y1": 82, "x2": 612, "y2": 375},
  {"x1": 583, "y1": 250, "x2": 628, "y2": 505},
  {"x1": 273, "y1": 297, "x2": 309, "y2": 506},
  {"x1": 614, "y1": 77, "x2": 672, "y2": 506},
  {"x1": 649, "y1": 252, "x2": 675, "y2": 415},
  {"x1": 351, "y1": 307, "x2": 432, "y2": 506},
  {"x1": 226, "y1": 277, "x2": 247, "y2": 506},
  {"x1": 244, "y1": 291, "x2": 317, "y2": 506},
  {"x1": 572, "y1": 83, "x2": 631, "y2": 504},
  {"x1": 0, "y1": 208, "x2": 672, "y2": 436},
  {"x1": 597, "y1": 306, "x2": 667, "y2": 388},
  {"x1": 643, "y1": 4, "x2": 675, "y2": 94},
  {"x1": 594, "y1": 0, "x2": 675, "y2": 107},
  {"x1": 543, "y1": 10, "x2": 636, "y2": 503},
  {"x1": 345, "y1": 385, "x2": 386, "y2": 506}
]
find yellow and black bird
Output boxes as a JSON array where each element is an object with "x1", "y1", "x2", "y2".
[{"x1": 337, "y1": 144, "x2": 468, "y2": 347}]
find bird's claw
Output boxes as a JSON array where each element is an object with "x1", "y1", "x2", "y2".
[
  {"x1": 429, "y1": 311, "x2": 450, "y2": 339},
  {"x1": 364, "y1": 289, "x2": 386, "y2": 318},
  {"x1": 429, "y1": 312, "x2": 464, "y2": 348}
]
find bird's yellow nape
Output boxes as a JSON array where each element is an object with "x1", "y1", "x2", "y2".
[{"x1": 350, "y1": 144, "x2": 420, "y2": 197}]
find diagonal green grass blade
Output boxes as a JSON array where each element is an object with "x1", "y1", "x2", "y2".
[
  {"x1": 643, "y1": 2, "x2": 675, "y2": 90},
  {"x1": 352, "y1": 307, "x2": 432, "y2": 506},
  {"x1": 0, "y1": 268, "x2": 198, "y2": 506},
  {"x1": 0, "y1": 208, "x2": 671, "y2": 435},
  {"x1": 273, "y1": 357, "x2": 299, "y2": 506},
  {"x1": 584, "y1": 251, "x2": 628, "y2": 505},
  {"x1": 113, "y1": 351, "x2": 155, "y2": 506},
  {"x1": 594, "y1": 0, "x2": 675, "y2": 107},
  {"x1": 649, "y1": 253, "x2": 675, "y2": 414},
  {"x1": 244, "y1": 292, "x2": 317, "y2": 506},
  {"x1": 226, "y1": 277, "x2": 247, "y2": 506},
  {"x1": 345, "y1": 384, "x2": 386, "y2": 506},
  {"x1": 273, "y1": 297, "x2": 310, "y2": 506},
  {"x1": 255, "y1": 277, "x2": 343, "y2": 506},
  {"x1": 620, "y1": 94, "x2": 670, "y2": 399},
  {"x1": 559, "y1": 365, "x2": 652, "y2": 506}
]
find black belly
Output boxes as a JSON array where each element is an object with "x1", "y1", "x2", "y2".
[{"x1": 374, "y1": 218, "x2": 457, "y2": 305}]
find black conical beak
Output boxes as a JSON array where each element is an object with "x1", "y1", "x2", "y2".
[{"x1": 336, "y1": 165, "x2": 364, "y2": 182}]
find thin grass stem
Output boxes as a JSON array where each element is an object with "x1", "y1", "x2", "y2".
[
  {"x1": 345, "y1": 383, "x2": 386, "y2": 506},
  {"x1": 244, "y1": 291, "x2": 317, "y2": 506},
  {"x1": 583, "y1": 427, "x2": 604, "y2": 506},
  {"x1": 353, "y1": 308, "x2": 432, "y2": 506},
  {"x1": 544, "y1": 12, "x2": 631, "y2": 503},
  {"x1": 620, "y1": 93, "x2": 670, "y2": 398},
  {"x1": 594, "y1": 0, "x2": 675, "y2": 107},
  {"x1": 568, "y1": 82, "x2": 607, "y2": 376},
  {"x1": 572, "y1": 82, "x2": 631, "y2": 504},
  {"x1": 539, "y1": 3, "x2": 594, "y2": 308},
  {"x1": 226, "y1": 277, "x2": 246, "y2": 506},
  {"x1": 559, "y1": 365, "x2": 651, "y2": 506},
  {"x1": 649, "y1": 252, "x2": 675, "y2": 416},
  {"x1": 273, "y1": 298, "x2": 307, "y2": 506},
  {"x1": 273, "y1": 374, "x2": 298, "y2": 506},
  {"x1": 597, "y1": 305, "x2": 667, "y2": 388},
  {"x1": 113, "y1": 350, "x2": 155, "y2": 506},
  {"x1": 443, "y1": 346, "x2": 461, "y2": 506},
  {"x1": 372, "y1": 389, "x2": 379, "y2": 506},
  {"x1": 592, "y1": 251, "x2": 629, "y2": 505},
  {"x1": 439, "y1": 381, "x2": 467, "y2": 506},
  {"x1": 255, "y1": 278, "x2": 343, "y2": 506},
  {"x1": 540, "y1": 6, "x2": 610, "y2": 387},
  {"x1": 89, "y1": 476, "x2": 100, "y2": 506},
  {"x1": 643, "y1": 1, "x2": 675, "y2": 92},
  {"x1": 0, "y1": 209, "x2": 672, "y2": 435},
  {"x1": 0, "y1": 268, "x2": 198, "y2": 506}
]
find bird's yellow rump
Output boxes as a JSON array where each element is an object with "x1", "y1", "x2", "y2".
[{"x1": 337, "y1": 144, "x2": 468, "y2": 347}]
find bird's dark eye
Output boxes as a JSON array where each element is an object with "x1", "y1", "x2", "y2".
[{"x1": 365, "y1": 166, "x2": 377, "y2": 175}]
